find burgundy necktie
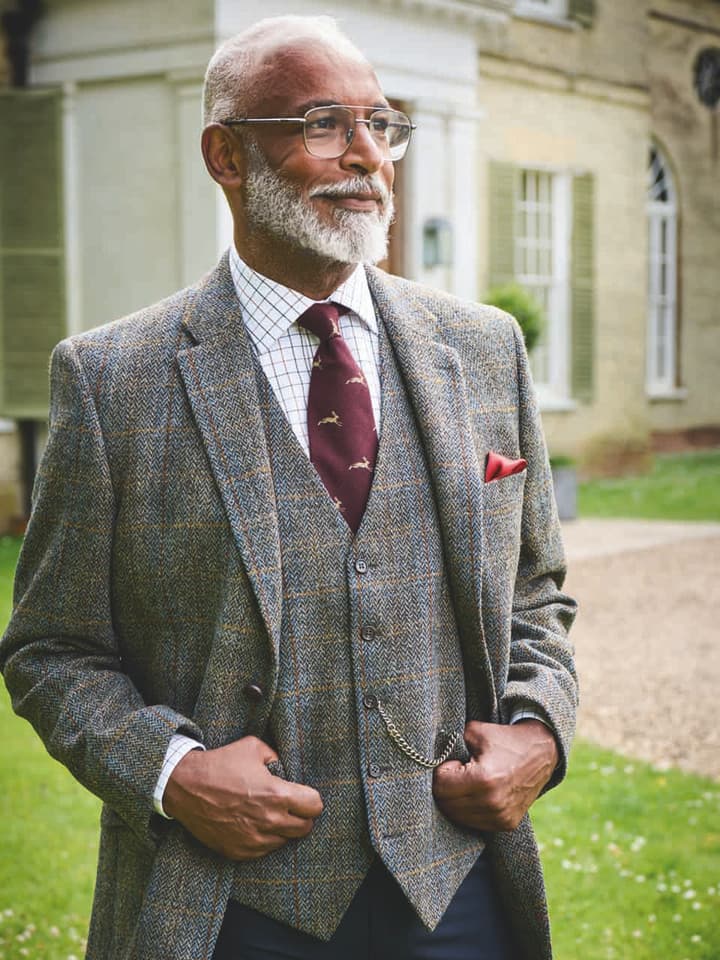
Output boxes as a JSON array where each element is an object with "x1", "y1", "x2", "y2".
[{"x1": 298, "y1": 302, "x2": 378, "y2": 533}]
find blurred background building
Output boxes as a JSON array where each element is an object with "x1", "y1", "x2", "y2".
[{"x1": 0, "y1": 0, "x2": 719, "y2": 531}]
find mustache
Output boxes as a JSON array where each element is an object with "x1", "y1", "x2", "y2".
[{"x1": 308, "y1": 176, "x2": 392, "y2": 205}]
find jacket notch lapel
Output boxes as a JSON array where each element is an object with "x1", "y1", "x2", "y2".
[{"x1": 177, "y1": 256, "x2": 282, "y2": 658}]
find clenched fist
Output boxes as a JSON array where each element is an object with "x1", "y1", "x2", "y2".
[
  {"x1": 164, "y1": 736, "x2": 324, "y2": 860},
  {"x1": 432, "y1": 720, "x2": 558, "y2": 832}
]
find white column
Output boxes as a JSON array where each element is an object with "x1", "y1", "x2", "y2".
[
  {"x1": 405, "y1": 100, "x2": 482, "y2": 300},
  {"x1": 449, "y1": 111, "x2": 480, "y2": 302},
  {"x1": 171, "y1": 74, "x2": 218, "y2": 284}
]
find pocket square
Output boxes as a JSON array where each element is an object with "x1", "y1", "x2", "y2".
[{"x1": 485, "y1": 451, "x2": 528, "y2": 482}]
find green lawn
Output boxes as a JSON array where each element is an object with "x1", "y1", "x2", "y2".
[
  {"x1": 1, "y1": 512, "x2": 719, "y2": 959},
  {"x1": 579, "y1": 449, "x2": 720, "y2": 521}
]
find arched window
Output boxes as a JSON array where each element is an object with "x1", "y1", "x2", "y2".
[{"x1": 646, "y1": 145, "x2": 678, "y2": 395}]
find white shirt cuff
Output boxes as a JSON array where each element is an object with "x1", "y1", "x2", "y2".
[{"x1": 153, "y1": 734, "x2": 205, "y2": 819}]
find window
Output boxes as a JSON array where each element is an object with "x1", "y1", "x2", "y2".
[
  {"x1": 515, "y1": 169, "x2": 571, "y2": 400},
  {"x1": 515, "y1": 0, "x2": 569, "y2": 20},
  {"x1": 646, "y1": 145, "x2": 678, "y2": 395},
  {"x1": 488, "y1": 162, "x2": 594, "y2": 406}
]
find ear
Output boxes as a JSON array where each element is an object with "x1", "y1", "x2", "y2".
[{"x1": 201, "y1": 124, "x2": 246, "y2": 188}]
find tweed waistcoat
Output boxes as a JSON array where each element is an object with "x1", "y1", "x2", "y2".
[{"x1": 230, "y1": 322, "x2": 484, "y2": 939}]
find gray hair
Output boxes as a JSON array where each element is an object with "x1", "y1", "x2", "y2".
[{"x1": 203, "y1": 15, "x2": 370, "y2": 127}]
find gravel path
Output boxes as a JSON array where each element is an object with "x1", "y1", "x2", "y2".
[{"x1": 560, "y1": 519, "x2": 720, "y2": 780}]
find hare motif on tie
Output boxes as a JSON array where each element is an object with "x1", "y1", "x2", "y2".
[{"x1": 298, "y1": 302, "x2": 378, "y2": 533}]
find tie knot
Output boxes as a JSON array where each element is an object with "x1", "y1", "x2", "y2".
[{"x1": 298, "y1": 302, "x2": 348, "y2": 342}]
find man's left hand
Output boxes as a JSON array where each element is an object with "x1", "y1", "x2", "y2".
[{"x1": 432, "y1": 720, "x2": 558, "y2": 832}]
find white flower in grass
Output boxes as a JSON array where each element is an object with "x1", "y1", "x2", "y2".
[
  {"x1": 632, "y1": 930, "x2": 642, "y2": 938},
  {"x1": 590, "y1": 833, "x2": 599, "y2": 843},
  {"x1": 657, "y1": 882, "x2": 668, "y2": 892},
  {"x1": 672, "y1": 914, "x2": 682, "y2": 922},
  {"x1": 624, "y1": 764, "x2": 635, "y2": 773},
  {"x1": 692, "y1": 902, "x2": 701, "y2": 910},
  {"x1": 691, "y1": 934, "x2": 702, "y2": 943},
  {"x1": 647, "y1": 914, "x2": 656, "y2": 923},
  {"x1": 635, "y1": 875, "x2": 646, "y2": 883},
  {"x1": 672, "y1": 884, "x2": 681, "y2": 893},
  {"x1": 683, "y1": 879, "x2": 692, "y2": 887},
  {"x1": 683, "y1": 889, "x2": 696, "y2": 899},
  {"x1": 630, "y1": 836, "x2": 646, "y2": 852},
  {"x1": 50, "y1": 927, "x2": 60, "y2": 937},
  {"x1": 552, "y1": 837, "x2": 564, "y2": 847},
  {"x1": 708, "y1": 886, "x2": 716, "y2": 896}
]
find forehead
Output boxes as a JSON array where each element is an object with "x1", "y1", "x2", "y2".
[{"x1": 247, "y1": 41, "x2": 386, "y2": 115}]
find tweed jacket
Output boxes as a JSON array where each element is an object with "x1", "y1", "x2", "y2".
[{"x1": 0, "y1": 253, "x2": 577, "y2": 960}]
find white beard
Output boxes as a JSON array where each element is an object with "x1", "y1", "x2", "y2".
[{"x1": 243, "y1": 142, "x2": 394, "y2": 265}]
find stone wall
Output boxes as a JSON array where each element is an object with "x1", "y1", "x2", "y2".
[{"x1": 476, "y1": 0, "x2": 720, "y2": 460}]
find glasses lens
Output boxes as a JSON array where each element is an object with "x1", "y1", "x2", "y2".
[
  {"x1": 303, "y1": 106, "x2": 355, "y2": 158},
  {"x1": 369, "y1": 109, "x2": 413, "y2": 160}
]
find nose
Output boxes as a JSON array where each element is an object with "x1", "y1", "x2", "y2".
[{"x1": 340, "y1": 119, "x2": 387, "y2": 176}]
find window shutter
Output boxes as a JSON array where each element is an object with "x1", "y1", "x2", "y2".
[
  {"x1": 487, "y1": 161, "x2": 517, "y2": 289},
  {"x1": 570, "y1": 172, "x2": 595, "y2": 403},
  {"x1": 0, "y1": 88, "x2": 66, "y2": 419},
  {"x1": 569, "y1": 0, "x2": 595, "y2": 28}
]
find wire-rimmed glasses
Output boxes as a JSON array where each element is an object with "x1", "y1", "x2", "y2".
[{"x1": 220, "y1": 104, "x2": 415, "y2": 161}]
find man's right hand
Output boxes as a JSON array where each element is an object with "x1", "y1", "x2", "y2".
[{"x1": 163, "y1": 736, "x2": 324, "y2": 860}]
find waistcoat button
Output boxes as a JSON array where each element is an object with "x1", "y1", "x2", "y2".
[
  {"x1": 363, "y1": 693, "x2": 378, "y2": 710},
  {"x1": 361, "y1": 625, "x2": 376, "y2": 642},
  {"x1": 243, "y1": 683, "x2": 264, "y2": 702},
  {"x1": 367, "y1": 763, "x2": 383, "y2": 778},
  {"x1": 355, "y1": 559, "x2": 368, "y2": 574}
]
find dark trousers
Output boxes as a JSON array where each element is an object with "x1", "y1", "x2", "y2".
[{"x1": 213, "y1": 853, "x2": 515, "y2": 960}]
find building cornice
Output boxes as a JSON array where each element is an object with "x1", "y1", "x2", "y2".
[{"x1": 479, "y1": 53, "x2": 651, "y2": 109}]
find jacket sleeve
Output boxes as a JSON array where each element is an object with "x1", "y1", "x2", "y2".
[
  {"x1": 0, "y1": 339, "x2": 204, "y2": 841},
  {"x1": 500, "y1": 320, "x2": 579, "y2": 789}
]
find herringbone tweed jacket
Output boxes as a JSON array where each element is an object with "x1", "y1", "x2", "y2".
[{"x1": 1, "y1": 254, "x2": 577, "y2": 960}]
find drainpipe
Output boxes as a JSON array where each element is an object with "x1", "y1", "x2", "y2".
[{"x1": 2, "y1": 1, "x2": 43, "y2": 519}]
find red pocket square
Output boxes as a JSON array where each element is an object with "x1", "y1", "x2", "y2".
[{"x1": 485, "y1": 451, "x2": 528, "y2": 482}]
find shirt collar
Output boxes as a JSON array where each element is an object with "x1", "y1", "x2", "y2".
[{"x1": 228, "y1": 245, "x2": 377, "y2": 356}]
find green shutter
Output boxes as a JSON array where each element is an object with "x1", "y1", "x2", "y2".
[
  {"x1": 569, "y1": 0, "x2": 595, "y2": 28},
  {"x1": 487, "y1": 161, "x2": 517, "y2": 289},
  {"x1": 570, "y1": 172, "x2": 595, "y2": 403},
  {"x1": 0, "y1": 88, "x2": 66, "y2": 418}
]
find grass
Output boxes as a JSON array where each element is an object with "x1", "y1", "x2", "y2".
[
  {"x1": 1, "y1": 454, "x2": 719, "y2": 960},
  {"x1": 0, "y1": 537, "x2": 100, "y2": 960},
  {"x1": 579, "y1": 449, "x2": 720, "y2": 521},
  {"x1": 533, "y1": 742, "x2": 720, "y2": 960}
]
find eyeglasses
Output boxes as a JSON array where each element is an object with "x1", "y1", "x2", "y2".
[{"x1": 220, "y1": 105, "x2": 415, "y2": 162}]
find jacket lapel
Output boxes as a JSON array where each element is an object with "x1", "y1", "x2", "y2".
[
  {"x1": 367, "y1": 268, "x2": 497, "y2": 719},
  {"x1": 177, "y1": 255, "x2": 282, "y2": 658}
]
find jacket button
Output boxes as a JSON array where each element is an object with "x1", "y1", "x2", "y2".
[
  {"x1": 361, "y1": 625, "x2": 376, "y2": 642},
  {"x1": 243, "y1": 683, "x2": 264, "y2": 702},
  {"x1": 355, "y1": 559, "x2": 368, "y2": 574},
  {"x1": 367, "y1": 763, "x2": 383, "y2": 778},
  {"x1": 363, "y1": 693, "x2": 378, "y2": 710}
]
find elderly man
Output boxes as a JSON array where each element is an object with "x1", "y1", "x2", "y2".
[{"x1": 1, "y1": 14, "x2": 577, "y2": 960}]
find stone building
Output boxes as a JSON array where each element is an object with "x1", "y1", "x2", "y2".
[
  {"x1": 0, "y1": 0, "x2": 718, "y2": 530},
  {"x1": 476, "y1": 0, "x2": 720, "y2": 461}
]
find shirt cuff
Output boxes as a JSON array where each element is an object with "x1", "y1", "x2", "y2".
[
  {"x1": 509, "y1": 701, "x2": 551, "y2": 727},
  {"x1": 153, "y1": 734, "x2": 205, "y2": 819}
]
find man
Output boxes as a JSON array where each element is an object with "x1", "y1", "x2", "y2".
[{"x1": 1, "y1": 15, "x2": 577, "y2": 960}]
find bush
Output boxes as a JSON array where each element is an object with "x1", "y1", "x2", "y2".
[{"x1": 484, "y1": 283, "x2": 545, "y2": 352}]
